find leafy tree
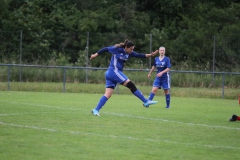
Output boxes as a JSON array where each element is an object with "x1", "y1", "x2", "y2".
[{"x1": 0, "y1": 0, "x2": 239, "y2": 71}]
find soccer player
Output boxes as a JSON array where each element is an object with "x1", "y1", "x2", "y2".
[
  {"x1": 90, "y1": 39, "x2": 159, "y2": 116},
  {"x1": 147, "y1": 46, "x2": 171, "y2": 108},
  {"x1": 229, "y1": 114, "x2": 240, "y2": 122}
]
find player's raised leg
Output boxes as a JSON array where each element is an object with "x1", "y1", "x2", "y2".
[{"x1": 124, "y1": 80, "x2": 157, "y2": 107}]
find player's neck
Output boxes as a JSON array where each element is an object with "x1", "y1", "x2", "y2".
[{"x1": 159, "y1": 55, "x2": 164, "y2": 60}]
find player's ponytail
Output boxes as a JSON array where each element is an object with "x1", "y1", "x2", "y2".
[
  {"x1": 124, "y1": 39, "x2": 134, "y2": 48},
  {"x1": 115, "y1": 39, "x2": 134, "y2": 48}
]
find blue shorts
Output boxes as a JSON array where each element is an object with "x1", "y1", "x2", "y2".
[
  {"x1": 105, "y1": 69, "x2": 128, "y2": 88},
  {"x1": 153, "y1": 77, "x2": 170, "y2": 90}
]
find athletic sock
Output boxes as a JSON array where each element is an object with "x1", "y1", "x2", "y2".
[
  {"x1": 148, "y1": 92, "x2": 155, "y2": 100},
  {"x1": 133, "y1": 89, "x2": 147, "y2": 103},
  {"x1": 95, "y1": 95, "x2": 108, "y2": 111},
  {"x1": 166, "y1": 94, "x2": 170, "y2": 107}
]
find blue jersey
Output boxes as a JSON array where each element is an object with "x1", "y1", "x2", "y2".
[
  {"x1": 153, "y1": 56, "x2": 171, "y2": 81},
  {"x1": 97, "y1": 46, "x2": 146, "y2": 88},
  {"x1": 107, "y1": 46, "x2": 145, "y2": 71}
]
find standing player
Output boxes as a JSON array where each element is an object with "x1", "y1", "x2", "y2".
[
  {"x1": 90, "y1": 39, "x2": 159, "y2": 116},
  {"x1": 147, "y1": 46, "x2": 171, "y2": 108}
]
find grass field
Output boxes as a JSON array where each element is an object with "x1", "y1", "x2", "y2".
[{"x1": 0, "y1": 91, "x2": 240, "y2": 160}]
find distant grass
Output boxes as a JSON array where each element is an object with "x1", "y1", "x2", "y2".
[
  {"x1": 0, "y1": 91, "x2": 240, "y2": 160},
  {"x1": 0, "y1": 82, "x2": 239, "y2": 100}
]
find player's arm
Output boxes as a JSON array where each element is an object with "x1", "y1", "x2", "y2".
[
  {"x1": 157, "y1": 58, "x2": 171, "y2": 77},
  {"x1": 160, "y1": 58, "x2": 171, "y2": 74},
  {"x1": 145, "y1": 50, "x2": 159, "y2": 58},
  {"x1": 156, "y1": 68, "x2": 170, "y2": 77},
  {"x1": 160, "y1": 68, "x2": 170, "y2": 74},
  {"x1": 148, "y1": 65, "x2": 156, "y2": 79},
  {"x1": 131, "y1": 50, "x2": 159, "y2": 58},
  {"x1": 90, "y1": 47, "x2": 109, "y2": 60}
]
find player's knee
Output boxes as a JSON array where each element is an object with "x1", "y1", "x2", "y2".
[
  {"x1": 104, "y1": 94, "x2": 111, "y2": 99},
  {"x1": 126, "y1": 81, "x2": 137, "y2": 93},
  {"x1": 151, "y1": 87, "x2": 158, "y2": 94}
]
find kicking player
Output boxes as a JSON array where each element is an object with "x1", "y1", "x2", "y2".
[
  {"x1": 147, "y1": 46, "x2": 171, "y2": 108},
  {"x1": 90, "y1": 39, "x2": 159, "y2": 116}
]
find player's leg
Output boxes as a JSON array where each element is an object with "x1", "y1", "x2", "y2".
[
  {"x1": 92, "y1": 87, "x2": 114, "y2": 116},
  {"x1": 106, "y1": 70, "x2": 145, "y2": 102},
  {"x1": 164, "y1": 89, "x2": 170, "y2": 108},
  {"x1": 92, "y1": 71, "x2": 116, "y2": 116},
  {"x1": 123, "y1": 79, "x2": 157, "y2": 107},
  {"x1": 148, "y1": 78, "x2": 160, "y2": 101},
  {"x1": 148, "y1": 87, "x2": 159, "y2": 100},
  {"x1": 162, "y1": 81, "x2": 171, "y2": 108}
]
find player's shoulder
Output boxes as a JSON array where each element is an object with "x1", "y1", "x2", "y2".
[
  {"x1": 165, "y1": 56, "x2": 171, "y2": 60},
  {"x1": 108, "y1": 46, "x2": 123, "y2": 52}
]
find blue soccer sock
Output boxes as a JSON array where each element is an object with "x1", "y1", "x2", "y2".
[
  {"x1": 133, "y1": 89, "x2": 147, "y2": 103},
  {"x1": 95, "y1": 95, "x2": 108, "y2": 111},
  {"x1": 166, "y1": 94, "x2": 170, "y2": 107},
  {"x1": 148, "y1": 92, "x2": 155, "y2": 100}
]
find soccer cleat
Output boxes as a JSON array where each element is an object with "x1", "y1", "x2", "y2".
[
  {"x1": 166, "y1": 106, "x2": 170, "y2": 109},
  {"x1": 91, "y1": 109, "x2": 100, "y2": 116},
  {"x1": 143, "y1": 100, "x2": 157, "y2": 107},
  {"x1": 229, "y1": 114, "x2": 238, "y2": 122}
]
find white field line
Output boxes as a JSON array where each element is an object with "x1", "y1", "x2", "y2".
[
  {"x1": 0, "y1": 121, "x2": 239, "y2": 150},
  {"x1": 104, "y1": 112, "x2": 240, "y2": 131},
  {"x1": 1, "y1": 101, "x2": 240, "y2": 131}
]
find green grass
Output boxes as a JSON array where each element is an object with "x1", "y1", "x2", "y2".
[
  {"x1": 0, "y1": 91, "x2": 240, "y2": 160},
  {"x1": 0, "y1": 82, "x2": 239, "y2": 99}
]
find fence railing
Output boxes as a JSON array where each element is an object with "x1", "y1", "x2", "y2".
[
  {"x1": 1, "y1": 31, "x2": 240, "y2": 72},
  {"x1": 0, "y1": 64, "x2": 239, "y2": 99}
]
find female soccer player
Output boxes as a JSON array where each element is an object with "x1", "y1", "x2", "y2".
[
  {"x1": 147, "y1": 46, "x2": 171, "y2": 108},
  {"x1": 90, "y1": 39, "x2": 158, "y2": 116}
]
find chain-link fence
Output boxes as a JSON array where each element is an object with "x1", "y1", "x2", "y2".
[{"x1": 0, "y1": 31, "x2": 239, "y2": 71}]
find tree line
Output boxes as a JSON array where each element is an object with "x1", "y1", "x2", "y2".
[{"x1": 0, "y1": 0, "x2": 239, "y2": 71}]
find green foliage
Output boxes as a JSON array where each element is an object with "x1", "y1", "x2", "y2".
[{"x1": 0, "y1": 0, "x2": 239, "y2": 71}]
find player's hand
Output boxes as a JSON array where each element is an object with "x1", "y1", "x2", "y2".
[
  {"x1": 150, "y1": 50, "x2": 159, "y2": 57},
  {"x1": 90, "y1": 53, "x2": 98, "y2": 60},
  {"x1": 148, "y1": 74, "x2": 151, "y2": 79},
  {"x1": 156, "y1": 72, "x2": 163, "y2": 77}
]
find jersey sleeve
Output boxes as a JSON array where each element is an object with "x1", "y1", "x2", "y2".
[
  {"x1": 107, "y1": 46, "x2": 122, "y2": 54},
  {"x1": 97, "y1": 46, "x2": 120, "y2": 55},
  {"x1": 130, "y1": 51, "x2": 146, "y2": 58},
  {"x1": 167, "y1": 57, "x2": 171, "y2": 68},
  {"x1": 97, "y1": 47, "x2": 109, "y2": 55}
]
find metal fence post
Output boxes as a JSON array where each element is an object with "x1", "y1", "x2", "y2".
[
  {"x1": 148, "y1": 33, "x2": 152, "y2": 85},
  {"x1": 63, "y1": 67, "x2": 66, "y2": 93},
  {"x1": 212, "y1": 35, "x2": 216, "y2": 86},
  {"x1": 86, "y1": 32, "x2": 89, "y2": 83},
  {"x1": 222, "y1": 73, "x2": 225, "y2": 99},
  {"x1": 8, "y1": 66, "x2": 11, "y2": 91},
  {"x1": 19, "y1": 30, "x2": 22, "y2": 82}
]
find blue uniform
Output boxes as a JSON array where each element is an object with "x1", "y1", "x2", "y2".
[
  {"x1": 152, "y1": 56, "x2": 171, "y2": 89},
  {"x1": 92, "y1": 45, "x2": 158, "y2": 114},
  {"x1": 99, "y1": 46, "x2": 146, "y2": 88}
]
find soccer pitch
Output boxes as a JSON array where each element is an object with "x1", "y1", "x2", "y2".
[{"x1": 0, "y1": 91, "x2": 239, "y2": 160}]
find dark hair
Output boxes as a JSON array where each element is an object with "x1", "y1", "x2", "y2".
[
  {"x1": 115, "y1": 39, "x2": 134, "y2": 48},
  {"x1": 124, "y1": 39, "x2": 134, "y2": 48}
]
